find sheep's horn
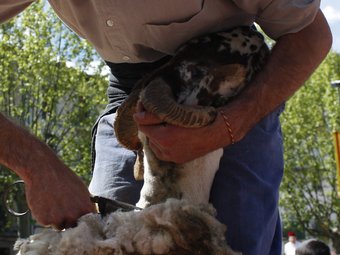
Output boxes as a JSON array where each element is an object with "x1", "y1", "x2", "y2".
[
  {"x1": 114, "y1": 69, "x2": 165, "y2": 150},
  {"x1": 140, "y1": 78, "x2": 217, "y2": 128},
  {"x1": 114, "y1": 85, "x2": 142, "y2": 151}
]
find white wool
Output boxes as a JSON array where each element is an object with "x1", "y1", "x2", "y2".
[
  {"x1": 151, "y1": 231, "x2": 173, "y2": 254},
  {"x1": 56, "y1": 215, "x2": 102, "y2": 255},
  {"x1": 15, "y1": 229, "x2": 61, "y2": 255},
  {"x1": 15, "y1": 199, "x2": 239, "y2": 255}
]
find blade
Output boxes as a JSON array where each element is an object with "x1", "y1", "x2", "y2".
[{"x1": 90, "y1": 196, "x2": 142, "y2": 213}]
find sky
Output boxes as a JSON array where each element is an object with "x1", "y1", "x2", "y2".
[{"x1": 321, "y1": 0, "x2": 340, "y2": 52}]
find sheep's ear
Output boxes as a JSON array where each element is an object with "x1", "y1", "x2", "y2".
[
  {"x1": 114, "y1": 85, "x2": 142, "y2": 151},
  {"x1": 134, "y1": 149, "x2": 144, "y2": 181}
]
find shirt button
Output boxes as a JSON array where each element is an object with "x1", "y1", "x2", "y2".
[
  {"x1": 106, "y1": 19, "x2": 114, "y2": 27},
  {"x1": 122, "y1": 56, "x2": 130, "y2": 61}
]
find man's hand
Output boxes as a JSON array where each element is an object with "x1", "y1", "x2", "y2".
[
  {"x1": 0, "y1": 113, "x2": 96, "y2": 230},
  {"x1": 133, "y1": 109, "x2": 230, "y2": 164},
  {"x1": 24, "y1": 160, "x2": 96, "y2": 230}
]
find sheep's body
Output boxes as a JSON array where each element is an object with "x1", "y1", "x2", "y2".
[
  {"x1": 130, "y1": 26, "x2": 269, "y2": 208},
  {"x1": 15, "y1": 199, "x2": 238, "y2": 255}
]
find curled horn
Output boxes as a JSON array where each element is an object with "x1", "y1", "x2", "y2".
[
  {"x1": 114, "y1": 84, "x2": 142, "y2": 151},
  {"x1": 140, "y1": 78, "x2": 217, "y2": 128},
  {"x1": 114, "y1": 84, "x2": 145, "y2": 180}
]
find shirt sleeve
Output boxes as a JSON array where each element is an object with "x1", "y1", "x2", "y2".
[
  {"x1": 0, "y1": 1, "x2": 35, "y2": 24},
  {"x1": 231, "y1": 0, "x2": 321, "y2": 39}
]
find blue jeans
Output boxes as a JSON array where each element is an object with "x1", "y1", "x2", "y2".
[{"x1": 89, "y1": 59, "x2": 284, "y2": 255}]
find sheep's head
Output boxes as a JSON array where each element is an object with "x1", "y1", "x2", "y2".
[
  {"x1": 139, "y1": 64, "x2": 246, "y2": 128},
  {"x1": 114, "y1": 26, "x2": 269, "y2": 179}
]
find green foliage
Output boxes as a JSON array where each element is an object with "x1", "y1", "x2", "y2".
[
  {"x1": 0, "y1": 1, "x2": 108, "y2": 233},
  {"x1": 280, "y1": 51, "x2": 340, "y2": 249}
]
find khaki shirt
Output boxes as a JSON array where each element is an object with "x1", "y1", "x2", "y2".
[{"x1": 0, "y1": 0, "x2": 320, "y2": 63}]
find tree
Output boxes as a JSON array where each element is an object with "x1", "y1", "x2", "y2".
[
  {"x1": 0, "y1": 1, "x2": 108, "y2": 234},
  {"x1": 280, "y1": 51, "x2": 340, "y2": 251}
]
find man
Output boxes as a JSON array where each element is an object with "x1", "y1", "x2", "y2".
[
  {"x1": 0, "y1": 1, "x2": 332, "y2": 254},
  {"x1": 285, "y1": 232, "x2": 301, "y2": 255}
]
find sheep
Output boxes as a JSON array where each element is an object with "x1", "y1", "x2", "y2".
[
  {"x1": 15, "y1": 26, "x2": 269, "y2": 255},
  {"x1": 114, "y1": 26, "x2": 269, "y2": 208}
]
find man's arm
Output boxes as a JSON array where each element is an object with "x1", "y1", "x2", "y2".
[
  {"x1": 0, "y1": 1, "x2": 35, "y2": 23},
  {"x1": 0, "y1": 113, "x2": 96, "y2": 229},
  {"x1": 134, "y1": 9, "x2": 332, "y2": 163},
  {"x1": 224, "y1": 10, "x2": 332, "y2": 142},
  {"x1": 0, "y1": 1, "x2": 96, "y2": 229}
]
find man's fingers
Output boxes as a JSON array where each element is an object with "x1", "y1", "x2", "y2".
[
  {"x1": 58, "y1": 219, "x2": 77, "y2": 230},
  {"x1": 50, "y1": 221, "x2": 67, "y2": 231},
  {"x1": 45, "y1": 213, "x2": 82, "y2": 230},
  {"x1": 30, "y1": 197, "x2": 96, "y2": 231},
  {"x1": 148, "y1": 140, "x2": 163, "y2": 159}
]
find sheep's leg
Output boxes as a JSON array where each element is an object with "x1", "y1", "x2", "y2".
[
  {"x1": 176, "y1": 148, "x2": 223, "y2": 204},
  {"x1": 136, "y1": 132, "x2": 182, "y2": 208}
]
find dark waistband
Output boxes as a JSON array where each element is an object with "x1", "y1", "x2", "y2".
[{"x1": 105, "y1": 56, "x2": 171, "y2": 84}]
